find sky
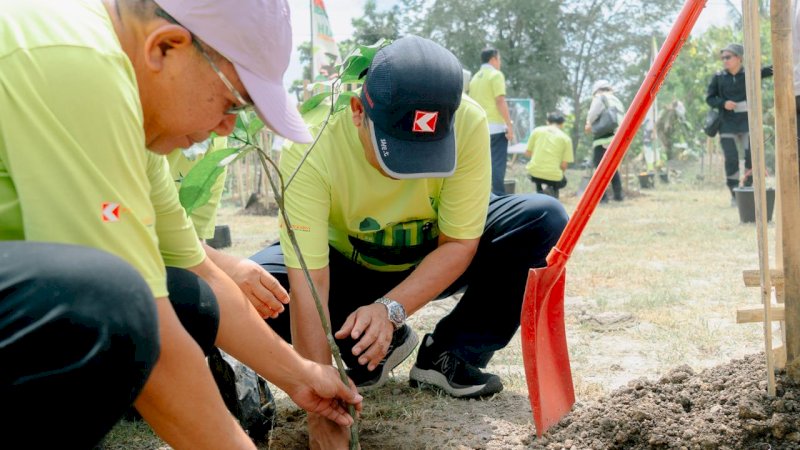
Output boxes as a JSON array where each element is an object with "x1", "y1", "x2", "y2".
[{"x1": 283, "y1": 0, "x2": 737, "y2": 91}]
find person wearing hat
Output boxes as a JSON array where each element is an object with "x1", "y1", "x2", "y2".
[
  {"x1": 585, "y1": 80, "x2": 626, "y2": 202},
  {"x1": 706, "y1": 43, "x2": 773, "y2": 205},
  {"x1": 0, "y1": 0, "x2": 363, "y2": 448},
  {"x1": 525, "y1": 111, "x2": 574, "y2": 199},
  {"x1": 251, "y1": 35, "x2": 568, "y2": 447}
]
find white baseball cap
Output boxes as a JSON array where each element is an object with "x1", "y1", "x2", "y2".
[{"x1": 155, "y1": 0, "x2": 313, "y2": 143}]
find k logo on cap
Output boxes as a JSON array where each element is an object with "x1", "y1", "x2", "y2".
[
  {"x1": 359, "y1": 35, "x2": 463, "y2": 179},
  {"x1": 413, "y1": 111, "x2": 439, "y2": 133}
]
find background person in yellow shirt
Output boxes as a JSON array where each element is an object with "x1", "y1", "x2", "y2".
[
  {"x1": 0, "y1": 1, "x2": 361, "y2": 448},
  {"x1": 468, "y1": 47, "x2": 515, "y2": 196},
  {"x1": 251, "y1": 36, "x2": 568, "y2": 448},
  {"x1": 525, "y1": 111, "x2": 574, "y2": 199}
]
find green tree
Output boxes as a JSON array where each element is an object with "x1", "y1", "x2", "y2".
[
  {"x1": 408, "y1": 0, "x2": 566, "y2": 117},
  {"x1": 560, "y1": 0, "x2": 682, "y2": 163},
  {"x1": 657, "y1": 18, "x2": 774, "y2": 165},
  {"x1": 338, "y1": 0, "x2": 402, "y2": 57}
]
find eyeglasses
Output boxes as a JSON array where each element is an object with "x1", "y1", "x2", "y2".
[
  {"x1": 195, "y1": 43, "x2": 254, "y2": 115},
  {"x1": 155, "y1": 7, "x2": 253, "y2": 116},
  {"x1": 721, "y1": 55, "x2": 735, "y2": 61}
]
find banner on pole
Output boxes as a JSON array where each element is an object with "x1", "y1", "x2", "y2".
[{"x1": 311, "y1": 0, "x2": 341, "y2": 81}]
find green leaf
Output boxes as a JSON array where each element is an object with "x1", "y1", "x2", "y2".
[
  {"x1": 179, "y1": 147, "x2": 239, "y2": 216},
  {"x1": 299, "y1": 92, "x2": 333, "y2": 114},
  {"x1": 247, "y1": 117, "x2": 265, "y2": 137},
  {"x1": 334, "y1": 91, "x2": 358, "y2": 112},
  {"x1": 339, "y1": 39, "x2": 387, "y2": 82}
]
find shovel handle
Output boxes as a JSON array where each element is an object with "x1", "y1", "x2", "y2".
[{"x1": 548, "y1": 0, "x2": 708, "y2": 265}]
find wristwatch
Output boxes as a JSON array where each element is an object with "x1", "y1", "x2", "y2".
[{"x1": 375, "y1": 297, "x2": 407, "y2": 330}]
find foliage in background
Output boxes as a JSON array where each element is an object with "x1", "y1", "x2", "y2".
[{"x1": 289, "y1": 0, "x2": 775, "y2": 168}]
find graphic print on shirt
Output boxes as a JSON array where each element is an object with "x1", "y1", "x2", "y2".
[{"x1": 348, "y1": 217, "x2": 440, "y2": 267}]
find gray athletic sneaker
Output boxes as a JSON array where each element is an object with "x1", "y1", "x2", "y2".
[
  {"x1": 409, "y1": 334, "x2": 503, "y2": 399},
  {"x1": 346, "y1": 325, "x2": 419, "y2": 392}
]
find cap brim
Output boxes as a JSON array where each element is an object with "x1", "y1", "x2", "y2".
[
  {"x1": 236, "y1": 63, "x2": 313, "y2": 144},
  {"x1": 368, "y1": 119, "x2": 456, "y2": 179}
]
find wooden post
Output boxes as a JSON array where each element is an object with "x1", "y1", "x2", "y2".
[
  {"x1": 771, "y1": 0, "x2": 800, "y2": 381},
  {"x1": 743, "y1": 0, "x2": 775, "y2": 395}
]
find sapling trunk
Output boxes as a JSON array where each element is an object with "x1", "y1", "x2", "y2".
[{"x1": 257, "y1": 149, "x2": 360, "y2": 449}]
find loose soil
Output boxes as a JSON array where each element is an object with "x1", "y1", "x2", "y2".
[{"x1": 535, "y1": 354, "x2": 800, "y2": 450}]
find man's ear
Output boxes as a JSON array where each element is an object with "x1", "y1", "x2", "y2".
[
  {"x1": 350, "y1": 96, "x2": 365, "y2": 127},
  {"x1": 143, "y1": 24, "x2": 194, "y2": 72}
]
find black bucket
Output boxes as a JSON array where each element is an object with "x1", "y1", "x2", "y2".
[
  {"x1": 504, "y1": 179, "x2": 516, "y2": 195},
  {"x1": 638, "y1": 173, "x2": 655, "y2": 189},
  {"x1": 734, "y1": 187, "x2": 775, "y2": 223},
  {"x1": 207, "y1": 225, "x2": 232, "y2": 249}
]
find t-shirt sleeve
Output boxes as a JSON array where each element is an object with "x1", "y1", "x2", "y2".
[
  {"x1": 438, "y1": 101, "x2": 491, "y2": 240},
  {"x1": 278, "y1": 139, "x2": 331, "y2": 270},
  {"x1": 526, "y1": 129, "x2": 537, "y2": 152},
  {"x1": 492, "y1": 72, "x2": 507, "y2": 98},
  {"x1": 189, "y1": 165, "x2": 225, "y2": 240},
  {"x1": 147, "y1": 152, "x2": 206, "y2": 268},
  {"x1": 0, "y1": 46, "x2": 168, "y2": 296},
  {"x1": 563, "y1": 135, "x2": 575, "y2": 163}
]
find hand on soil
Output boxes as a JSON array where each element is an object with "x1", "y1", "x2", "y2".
[
  {"x1": 336, "y1": 303, "x2": 394, "y2": 370},
  {"x1": 231, "y1": 259, "x2": 289, "y2": 318},
  {"x1": 308, "y1": 413, "x2": 358, "y2": 450},
  {"x1": 289, "y1": 363, "x2": 362, "y2": 427}
]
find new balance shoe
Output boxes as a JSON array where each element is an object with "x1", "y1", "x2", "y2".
[
  {"x1": 346, "y1": 325, "x2": 419, "y2": 392},
  {"x1": 409, "y1": 334, "x2": 503, "y2": 399}
]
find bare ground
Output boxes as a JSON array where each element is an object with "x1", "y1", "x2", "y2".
[{"x1": 102, "y1": 163, "x2": 784, "y2": 449}]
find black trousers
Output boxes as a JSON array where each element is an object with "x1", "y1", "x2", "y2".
[
  {"x1": 490, "y1": 132, "x2": 509, "y2": 196},
  {"x1": 166, "y1": 267, "x2": 219, "y2": 355},
  {"x1": 0, "y1": 242, "x2": 159, "y2": 449},
  {"x1": 592, "y1": 144, "x2": 623, "y2": 201},
  {"x1": 529, "y1": 175, "x2": 568, "y2": 199},
  {"x1": 251, "y1": 193, "x2": 568, "y2": 369},
  {"x1": 719, "y1": 132, "x2": 752, "y2": 197}
]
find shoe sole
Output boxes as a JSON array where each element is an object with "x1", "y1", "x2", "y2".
[
  {"x1": 357, "y1": 329, "x2": 419, "y2": 392},
  {"x1": 408, "y1": 367, "x2": 504, "y2": 399}
]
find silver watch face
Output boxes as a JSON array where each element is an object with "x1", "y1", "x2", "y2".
[
  {"x1": 387, "y1": 302, "x2": 406, "y2": 326},
  {"x1": 379, "y1": 298, "x2": 406, "y2": 328}
]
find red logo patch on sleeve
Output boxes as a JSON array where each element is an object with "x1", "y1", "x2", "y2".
[
  {"x1": 413, "y1": 110, "x2": 438, "y2": 133},
  {"x1": 102, "y1": 202, "x2": 121, "y2": 222}
]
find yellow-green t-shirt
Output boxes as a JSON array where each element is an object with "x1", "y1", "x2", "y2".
[
  {"x1": 280, "y1": 95, "x2": 491, "y2": 272},
  {"x1": 167, "y1": 138, "x2": 228, "y2": 240},
  {"x1": 0, "y1": 0, "x2": 204, "y2": 297},
  {"x1": 468, "y1": 65, "x2": 507, "y2": 125},
  {"x1": 525, "y1": 125, "x2": 574, "y2": 182}
]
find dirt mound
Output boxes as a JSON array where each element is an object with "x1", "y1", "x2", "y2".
[{"x1": 535, "y1": 354, "x2": 800, "y2": 450}]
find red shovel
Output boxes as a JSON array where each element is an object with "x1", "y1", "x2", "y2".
[{"x1": 521, "y1": 0, "x2": 708, "y2": 436}]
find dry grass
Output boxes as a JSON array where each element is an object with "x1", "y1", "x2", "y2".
[{"x1": 102, "y1": 160, "x2": 776, "y2": 449}]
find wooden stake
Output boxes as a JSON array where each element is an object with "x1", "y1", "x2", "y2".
[
  {"x1": 743, "y1": 0, "x2": 775, "y2": 396},
  {"x1": 771, "y1": 0, "x2": 800, "y2": 381}
]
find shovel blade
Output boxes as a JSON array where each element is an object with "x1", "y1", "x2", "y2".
[{"x1": 521, "y1": 266, "x2": 574, "y2": 436}]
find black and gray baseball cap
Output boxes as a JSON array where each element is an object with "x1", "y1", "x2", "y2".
[{"x1": 360, "y1": 35, "x2": 463, "y2": 179}]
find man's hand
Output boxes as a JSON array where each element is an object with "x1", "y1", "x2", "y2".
[
  {"x1": 584, "y1": 123, "x2": 592, "y2": 134},
  {"x1": 229, "y1": 259, "x2": 289, "y2": 319},
  {"x1": 287, "y1": 362, "x2": 362, "y2": 427},
  {"x1": 335, "y1": 303, "x2": 394, "y2": 370},
  {"x1": 308, "y1": 413, "x2": 355, "y2": 450},
  {"x1": 505, "y1": 125, "x2": 514, "y2": 143},
  {"x1": 724, "y1": 100, "x2": 737, "y2": 111}
]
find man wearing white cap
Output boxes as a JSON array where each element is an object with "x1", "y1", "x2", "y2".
[{"x1": 0, "y1": 0, "x2": 362, "y2": 448}]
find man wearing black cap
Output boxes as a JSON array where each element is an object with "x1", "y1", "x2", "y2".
[
  {"x1": 251, "y1": 35, "x2": 567, "y2": 446},
  {"x1": 706, "y1": 43, "x2": 773, "y2": 205}
]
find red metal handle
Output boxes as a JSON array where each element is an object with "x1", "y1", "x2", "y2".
[{"x1": 548, "y1": 0, "x2": 708, "y2": 265}]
